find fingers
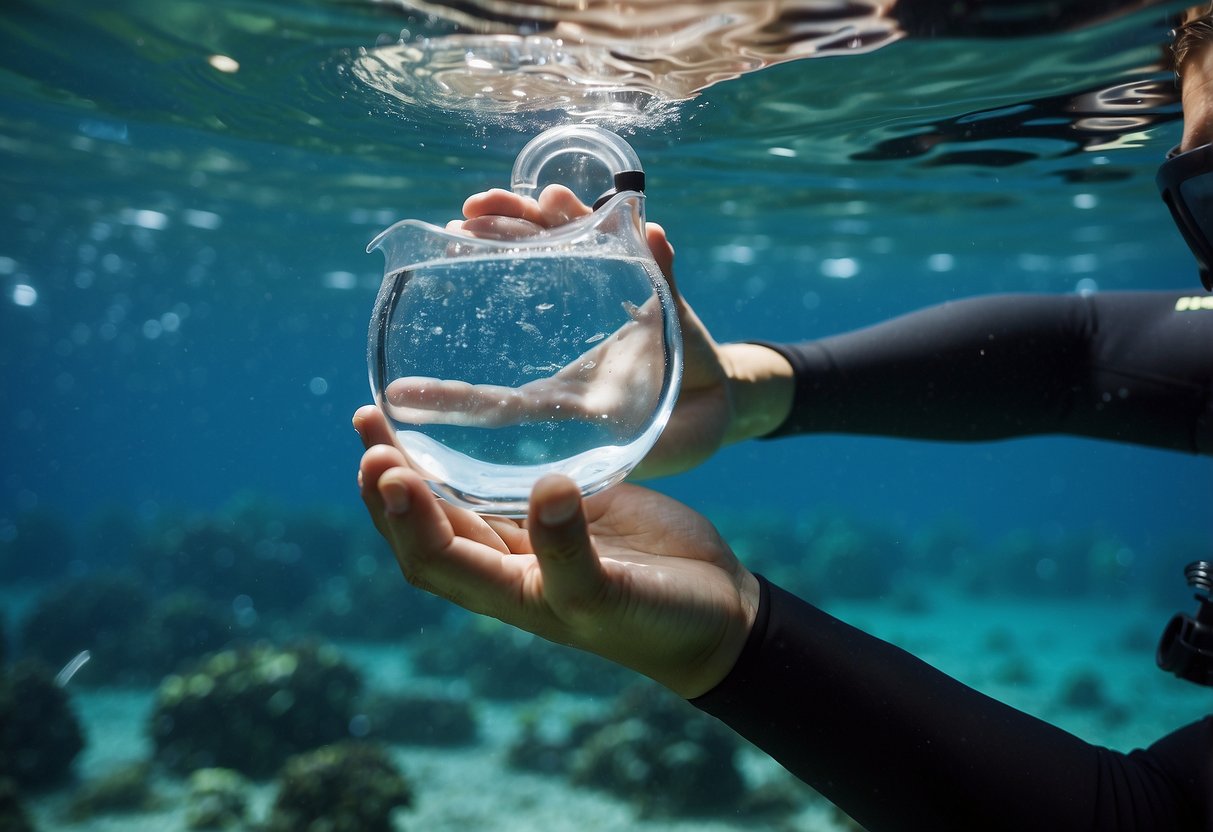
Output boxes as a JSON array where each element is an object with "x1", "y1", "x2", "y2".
[
  {"x1": 462, "y1": 185, "x2": 591, "y2": 229},
  {"x1": 646, "y1": 222, "x2": 677, "y2": 290},
  {"x1": 536, "y1": 184, "x2": 592, "y2": 225},
  {"x1": 360, "y1": 454, "x2": 516, "y2": 598},
  {"x1": 354, "y1": 404, "x2": 395, "y2": 450},
  {"x1": 365, "y1": 462, "x2": 471, "y2": 599},
  {"x1": 384, "y1": 377, "x2": 531, "y2": 428},
  {"x1": 386, "y1": 377, "x2": 484, "y2": 412},
  {"x1": 374, "y1": 465, "x2": 457, "y2": 559},
  {"x1": 384, "y1": 374, "x2": 592, "y2": 428},
  {"x1": 464, "y1": 188, "x2": 546, "y2": 225},
  {"x1": 527, "y1": 475, "x2": 608, "y2": 616},
  {"x1": 357, "y1": 442, "x2": 411, "y2": 538},
  {"x1": 459, "y1": 215, "x2": 548, "y2": 241}
]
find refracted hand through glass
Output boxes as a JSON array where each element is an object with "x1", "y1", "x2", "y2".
[{"x1": 383, "y1": 293, "x2": 665, "y2": 437}]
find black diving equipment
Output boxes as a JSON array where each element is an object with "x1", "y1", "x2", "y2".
[
  {"x1": 1158, "y1": 142, "x2": 1213, "y2": 292},
  {"x1": 1157, "y1": 560, "x2": 1213, "y2": 687}
]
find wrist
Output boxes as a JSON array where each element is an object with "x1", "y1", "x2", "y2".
[
  {"x1": 670, "y1": 568, "x2": 761, "y2": 699},
  {"x1": 719, "y1": 343, "x2": 795, "y2": 444}
]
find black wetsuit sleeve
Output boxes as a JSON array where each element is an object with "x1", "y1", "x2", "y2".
[
  {"x1": 692, "y1": 575, "x2": 1213, "y2": 832},
  {"x1": 755, "y1": 291, "x2": 1213, "y2": 455}
]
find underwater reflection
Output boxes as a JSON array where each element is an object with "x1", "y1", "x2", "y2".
[
  {"x1": 355, "y1": 0, "x2": 902, "y2": 121},
  {"x1": 356, "y1": 0, "x2": 1176, "y2": 131}
]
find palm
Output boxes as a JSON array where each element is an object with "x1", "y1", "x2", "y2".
[
  {"x1": 356, "y1": 403, "x2": 754, "y2": 699},
  {"x1": 442, "y1": 484, "x2": 744, "y2": 639},
  {"x1": 505, "y1": 484, "x2": 748, "y2": 696}
]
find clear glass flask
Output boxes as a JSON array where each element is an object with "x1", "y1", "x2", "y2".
[{"x1": 367, "y1": 125, "x2": 683, "y2": 515}]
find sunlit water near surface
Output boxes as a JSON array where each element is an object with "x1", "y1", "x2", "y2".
[{"x1": 0, "y1": 1, "x2": 1210, "y2": 830}]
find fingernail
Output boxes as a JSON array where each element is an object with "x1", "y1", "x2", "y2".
[
  {"x1": 539, "y1": 492, "x2": 578, "y2": 526},
  {"x1": 383, "y1": 485, "x2": 410, "y2": 515}
]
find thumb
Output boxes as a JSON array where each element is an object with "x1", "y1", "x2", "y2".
[
  {"x1": 646, "y1": 223, "x2": 676, "y2": 290},
  {"x1": 528, "y1": 475, "x2": 607, "y2": 614}
]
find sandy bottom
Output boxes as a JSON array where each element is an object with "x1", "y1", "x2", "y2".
[{"x1": 22, "y1": 587, "x2": 1210, "y2": 832}]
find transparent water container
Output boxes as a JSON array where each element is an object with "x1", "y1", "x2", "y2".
[{"x1": 367, "y1": 125, "x2": 683, "y2": 515}]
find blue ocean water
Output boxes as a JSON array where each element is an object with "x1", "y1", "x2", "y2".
[{"x1": 0, "y1": 1, "x2": 1209, "y2": 828}]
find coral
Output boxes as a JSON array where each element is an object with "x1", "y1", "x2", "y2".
[
  {"x1": 264, "y1": 742, "x2": 411, "y2": 832},
  {"x1": 18, "y1": 577, "x2": 231, "y2": 685},
  {"x1": 1082, "y1": 533, "x2": 1136, "y2": 596},
  {"x1": 888, "y1": 582, "x2": 931, "y2": 614},
  {"x1": 958, "y1": 529, "x2": 1140, "y2": 600},
  {"x1": 0, "y1": 660, "x2": 85, "y2": 788},
  {"x1": 150, "y1": 641, "x2": 362, "y2": 778},
  {"x1": 907, "y1": 515, "x2": 977, "y2": 576},
  {"x1": 714, "y1": 510, "x2": 806, "y2": 594},
  {"x1": 736, "y1": 775, "x2": 816, "y2": 819},
  {"x1": 992, "y1": 656, "x2": 1036, "y2": 687},
  {"x1": 1101, "y1": 702, "x2": 1131, "y2": 729},
  {"x1": 1118, "y1": 622, "x2": 1157, "y2": 654},
  {"x1": 138, "y1": 514, "x2": 318, "y2": 615},
  {"x1": 145, "y1": 592, "x2": 234, "y2": 674},
  {"x1": 359, "y1": 689, "x2": 478, "y2": 746},
  {"x1": 506, "y1": 712, "x2": 601, "y2": 776},
  {"x1": 1058, "y1": 669, "x2": 1109, "y2": 711},
  {"x1": 18, "y1": 573, "x2": 151, "y2": 685},
  {"x1": 983, "y1": 627, "x2": 1017, "y2": 654},
  {"x1": 796, "y1": 512, "x2": 895, "y2": 600},
  {"x1": 0, "y1": 777, "x2": 35, "y2": 832},
  {"x1": 508, "y1": 684, "x2": 747, "y2": 818},
  {"x1": 717, "y1": 508, "x2": 894, "y2": 602},
  {"x1": 67, "y1": 761, "x2": 160, "y2": 820},
  {"x1": 184, "y1": 768, "x2": 250, "y2": 830},
  {"x1": 303, "y1": 569, "x2": 447, "y2": 641},
  {"x1": 411, "y1": 617, "x2": 629, "y2": 699}
]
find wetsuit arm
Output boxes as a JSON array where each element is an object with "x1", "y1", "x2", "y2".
[
  {"x1": 692, "y1": 575, "x2": 1212, "y2": 832},
  {"x1": 755, "y1": 290, "x2": 1213, "y2": 455}
]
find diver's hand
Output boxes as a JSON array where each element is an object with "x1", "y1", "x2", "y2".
[
  {"x1": 415, "y1": 184, "x2": 794, "y2": 477},
  {"x1": 384, "y1": 292, "x2": 666, "y2": 439},
  {"x1": 354, "y1": 404, "x2": 759, "y2": 699}
]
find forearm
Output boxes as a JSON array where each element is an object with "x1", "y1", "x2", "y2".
[
  {"x1": 692, "y1": 576, "x2": 1210, "y2": 831},
  {"x1": 754, "y1": 291, "x2": 1212, "y2": 454}
]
